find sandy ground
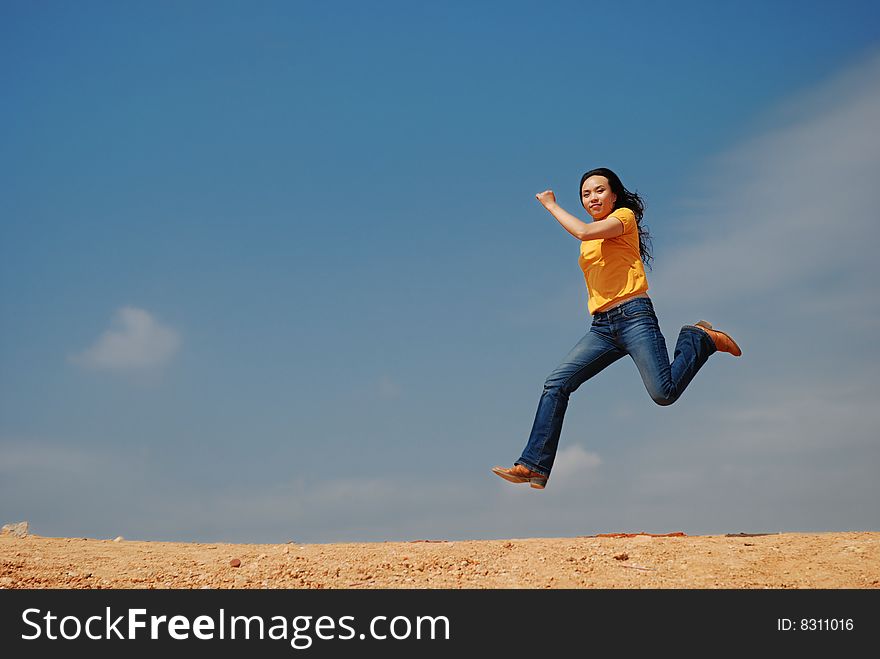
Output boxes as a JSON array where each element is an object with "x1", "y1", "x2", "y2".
[{"x1": 2, "y1": 531, "x2": 878, "y2": 589}]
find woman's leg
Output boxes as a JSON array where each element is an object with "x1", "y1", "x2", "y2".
[
  {"x1": 619, "y1": 300, "x2": 716, "y2": 406},
  {"x1": 516, "y1": 324, "x2": 626, "y2": 477}
]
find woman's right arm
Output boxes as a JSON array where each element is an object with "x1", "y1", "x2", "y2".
[{"x1": 535, "y1": 190, "x2": 624, "y2": 241}]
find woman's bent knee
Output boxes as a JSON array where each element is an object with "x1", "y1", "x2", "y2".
[{"x1": 649, "y1": 391, "x2": 677, "y2": 406}]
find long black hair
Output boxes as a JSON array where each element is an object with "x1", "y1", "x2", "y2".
[{"x1": 579, "y1": 167, "x2": 653, "y2": 269}]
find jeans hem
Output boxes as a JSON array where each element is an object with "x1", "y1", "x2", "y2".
[
  {"x1": 514, "y1": 459, "x2": 548, "y2": 477},
  {"x1": 681, "y1": 325, "x2": 717, "y2": 355}
]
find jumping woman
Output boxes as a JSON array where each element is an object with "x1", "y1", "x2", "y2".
[{"x1": 492, "y1": 167, "x2": 741, "y2": 490}]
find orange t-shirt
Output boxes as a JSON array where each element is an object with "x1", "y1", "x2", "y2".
[{"x1": 578, "y1": 207, "x2": 649, "y2": 314}]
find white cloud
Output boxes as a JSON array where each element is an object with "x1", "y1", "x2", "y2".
[
  {"x1": 70, "y1": 306, "x2": 180, "y2": 370},
  {"x1": 709, "y1": 380, "x2": 880, "y2": 454},
  {"x1": 653, "y1": 48, "x2": 880, "y2": 311},
  {"x1": 135, "y1": 476, "x2": 477, "y2": 543},
  {"x1": 548, "y1": 444, "x2": 602, "y2": 488},
  {"x1": 0, "y1": 440, "x2": 114, "y2": 476}
]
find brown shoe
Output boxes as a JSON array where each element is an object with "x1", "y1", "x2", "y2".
[
  {"x1": 491, "y1": 464, "x2": 548, "y2": 489},
  {"x1": 694, "y1": 320, "x2": 742, "y2": 357}
]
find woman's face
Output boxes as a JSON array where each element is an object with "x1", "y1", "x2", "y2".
[{"x1": 581, "y1": 175, "x2": 617, "y2": 220}]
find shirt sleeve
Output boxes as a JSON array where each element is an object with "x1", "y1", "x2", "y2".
[{"x1": 609, "y1": 207, "x2": 637, "y2": 235}]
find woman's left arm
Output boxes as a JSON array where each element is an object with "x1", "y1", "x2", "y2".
[{"x1": 579, "y1": 216, "x2": 625, "y2": 241}]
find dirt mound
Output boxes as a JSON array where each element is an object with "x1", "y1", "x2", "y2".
[{"x1": 2, "y1": 531, "x2": 878, "y2": 589}]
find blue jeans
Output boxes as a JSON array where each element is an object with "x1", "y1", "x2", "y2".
[{"x1": 516, "y1": 296, "x2": 715, "y2": 480}]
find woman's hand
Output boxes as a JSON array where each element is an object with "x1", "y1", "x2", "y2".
[{"x1": 535, "y1": 190, "x2": 557, "y2": 208}]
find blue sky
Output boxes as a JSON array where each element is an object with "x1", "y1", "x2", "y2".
[{"x1": 2, "y1": 0, "x2": 879, "y2": 543}]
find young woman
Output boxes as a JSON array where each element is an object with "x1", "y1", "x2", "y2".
[{"x1": 492, "y1": 167, "x2": 740, "y2": 490}]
